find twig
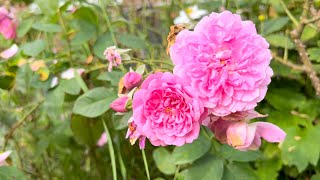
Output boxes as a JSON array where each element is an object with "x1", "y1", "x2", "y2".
[
  {"x1": 272, "y1": 54, "x2": 307, "y2": 72},
  {"x1": 290, "y1": 0, "x2": 320, "y2": 95},
  {"x1": 304, "y1": 16, "x2": 320, "y2": 24},
  {"x1": 3, "y1": 99, "x2": 44, "y2": 150},
  {"x1": 279, "y1": 0, "x2": 299, "y2": 27}
]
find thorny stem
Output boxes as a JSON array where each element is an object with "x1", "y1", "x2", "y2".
[
  {"x1": 3, "y1": 99, "x2": 44, "y2": 151},
  {"x1": 278, "y1": 0, "x2": 320, "y2": 95},
  {"x1": 272, "y1": 54, "x2": 307, "y2": 72}
]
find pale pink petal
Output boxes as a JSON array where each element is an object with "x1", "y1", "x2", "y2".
[
  {"x1": 0, "y1": 44, "x2": 18, "y2": 59},
  {"x1": 97, "y1": 133, "x2": 107, "y2": 147},
  {"x1": 0, "y1": 151, "x2": 11, "y2": 166},
  {"x1": 253, "y1": 122, "x2": 286, "y2": 142}
]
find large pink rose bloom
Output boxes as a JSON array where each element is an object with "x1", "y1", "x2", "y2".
[
  {"x1": 132, "y1": 72, "x2": 204, "y2": 146},
  {"x1": 170, "y1": 11, "x2": 273, "y2": 116}
]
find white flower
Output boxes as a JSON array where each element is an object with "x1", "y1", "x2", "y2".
[
  {"x1": 29, "y1": 3, "x2": 42, "y2": 14},
  {"x1": 173, "y1": 5, "x2": 208, "y2": 24},
  {"x1": 0, "y1": 44, "x2": 18, "y2": 59},
  {"x1": 50, "y1": 76, "x2": 59, "y2": 88},
  {"x1": 61, "y1": 68, "x2": 85, "y2": 80}
]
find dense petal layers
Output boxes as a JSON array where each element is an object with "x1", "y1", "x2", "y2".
[
  {"x1": 131, "y1": 72, "x2": 204, "y2": 146},
  {"x1": 170, "y1": 11, "x2": 273, "y2": 116}
]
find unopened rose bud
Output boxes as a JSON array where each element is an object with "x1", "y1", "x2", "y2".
[
  {"x1": 123, "y1": 72, "x2": 142, "y2": 90},
  {"x1": 110, "y1": 96, "x2": 129, "y2": 113}
]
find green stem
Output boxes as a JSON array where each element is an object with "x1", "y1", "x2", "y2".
[
  {"x1": 100, "y1": 0, "x2": 117, "y2": 46},
  {"x1": 279, "y1": 0, "x2": 299, "y2": 27},
  {"x1": 102, "y1": 121, "x2": 117, "y2": 180},
  {"x1": 173, "y1": 165, "x2": 181, "y2": 180},
  {"x1": 142, "y1": 149, "x2": 150, "y2": 180}
]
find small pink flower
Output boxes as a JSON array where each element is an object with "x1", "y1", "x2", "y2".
[
  {"x1": 0, "y1": 7, "x2": 16, "y2": 40},
  {"x1": 207, "y1": 111, "x2": 286, "y2": 151},
  {"x1": 97, "y1": 132, "x2": 107, "y2": 147},
  {"x1": 123, "y1": 72, "x2": 142, "y2": 90},
  {"x1": 126, "y1": 117, "x2": 146, "y2": 149},
  {"x1": 61, "y1": 68, "x2": 85, "y2": 79},
  {"x1": 170, "y1": 11, "x2": 273, "y2": 116},
  {"x1": 0, "y1": 44, "x2": 18, "y2": 59},
  {"x1": 110, "y1": 96, "x2": 129, "y2": 113},
  {"x1": 0, "y1": 151, "x2": 11, "y2": 166},
  {"x1": 104, "y1": 46, "x2": 121, "y2": 72},
  {"x1": 131, "y1": 72, "x2": 204, "y2": 146}
]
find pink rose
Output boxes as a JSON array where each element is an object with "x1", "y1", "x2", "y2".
[
  {"x1": 97, "y1": 132, "x2": 107, "y2": 147},
  {"x1": 170, "y1": 11, "x2": 273, "y2": 116},
  {"x1": 123, "y1": 72, "x2": 142, "y2": 90},
  {"x1": 110, "y1": 96, "x2": 129, "y2": 113},
  {"x1": 207, "y1": 111, "x2": 286, "y2": 151},
  {"x1": 0, "y1": 7, "x2": 16, "y2": 40},
  {"x1": 131, "y1": 72, "x2": 204, "y2": 146},
  {"x1": 0, "y1": 151, "x2": 11, "y2": 166},
  {"x1": 0, "y1": 44, "x2": 18, "y2": 59},
  {"x1": 104, "y1": 46, "x2": 122, "y2": 72}
]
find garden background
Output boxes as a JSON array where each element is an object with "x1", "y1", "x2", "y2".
[{"x1": 0, "y1": 0, "x2": 320, "y2": 179}]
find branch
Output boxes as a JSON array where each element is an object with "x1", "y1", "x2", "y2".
[
  {"x1": 272, "y1": 54, "x2": 307, "y2": 72},
  {"x1": 304, "y1": 15, "x2": 320, "y2": 24},
  {"x1": 2, "y1": 99, "x2": 44, "y2": 150},
  {"x1": 290, "y1": 0, "x2": 320, "y2": 95}
]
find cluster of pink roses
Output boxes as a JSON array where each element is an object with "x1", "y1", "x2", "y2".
[
  {"x1": 109, "y1": 11, "x2": 286, "y2": 151},
  {"x1": 0, "y1": 7, "x2": 16, "y2": 40}
]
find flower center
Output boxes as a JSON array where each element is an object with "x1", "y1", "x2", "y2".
[
  {"x1": 164, "y1": 107, "x2": 172, "y2": 114},
  {"x1": 186, "y1": 8, "x2": 193, "y2": 15}
]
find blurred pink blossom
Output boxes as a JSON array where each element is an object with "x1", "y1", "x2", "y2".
[
  {"x1": 170, "y1": 11, "x2": 273, "y2": 116},
  {"x1": 0, "y1": 151, "x2": 11, "y2": 166},
  {"x1": 0, "y1": 7, "x2": 16, "y2": 40},
  {"x1": 0, "y1": 44, "x2": 18, "y2": 59},
  {"x1": 97, "y1": 132, "x2": 107, "y2": 147},
  {"x1": 104, "y1": 46, "x2": 121, "y2": 72}
]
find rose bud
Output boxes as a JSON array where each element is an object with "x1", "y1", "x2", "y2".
[
  {"x1": 110, "y1": 96, "x2": 129, "y2": 113},
  {"x1": 123, "y1": 72, "x2": 142, "y2": 90}
]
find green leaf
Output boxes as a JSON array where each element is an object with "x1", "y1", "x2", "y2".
[
  {"x1": 255, "y1": 158, "x2": 282, "y2": 180},
  {"x1": 71, "y1": 115, "x2": 103, "y2": 146},
  {"x1": 153, "y1": 147, "x2": 176, "y2": 175},
  {"x1": 280, "y1": 125, "x2": 320, "y2": 172},
  {"x1": 171, "y1": 134, "x2": 211, "y2": 165},
  {"x1": 0, "y1": 166, "x2": 27, "y2": 180},
  {"x1": 113, "y1": 111, "x2": 132, "y2": 130},
  {"x1": 60, "y1": 79, "x2": 81, "y2": 95},
  {"x1": 71, "y1": 20, "x2": 96, "y2": 45},
  {"x1": 21, "y1": 39, "x2": 46, "y2": 57},
  {"x1": 223, "y1": 162, "x2": 259, "y2": 180},
  {"x1": 32, "y1": 23, "x2": 62, "y2": 33},
  {"x1": 301, "y1": 26, "x2": 318, "y2": 42},
  {"x1": 266, "y1": 88, "x2": 305, "y2": 111},
  {"x1": 93, "y1": 33, "x2": 114, "y2": 59},
  {"x1": 183, "y1": 154, "x2": 224, "y2": 180},
  {"x1": 73, "y1": 7, "x2": 98, "y2": 27},
  {"x1": 73, "y1": 87, "x2": 117, "y2": 118},
  {"x1": 17, "y1": 19, "x2": 34, "y2": 38},
  {"x1": 311, "y1": 174, "x2": 320, "y2": 180},
  {"x1": 263, "y1": 17, "x2": 289, "y2": 35},
  {"x1": 265, "y1": 34, "x2": 295, "y2": 49},
  {"x1": 118, "y1": 34, "x2": 147, "y2": 49},
  {"x1": 218, "y1": 144, "x2": 262, "y2": 162},
  {"x1": 307, "y1": 48, "x2": 320, "y2": 62},
  {"x1": 35, "y1": 0, "x2": 59, "y2": 16},
  {"x1": 0, "y1": 75, "x2": 15, "y2": 90},
  {"x1": 97, "y1": 71, "x2": 124, "y2": 86}
]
